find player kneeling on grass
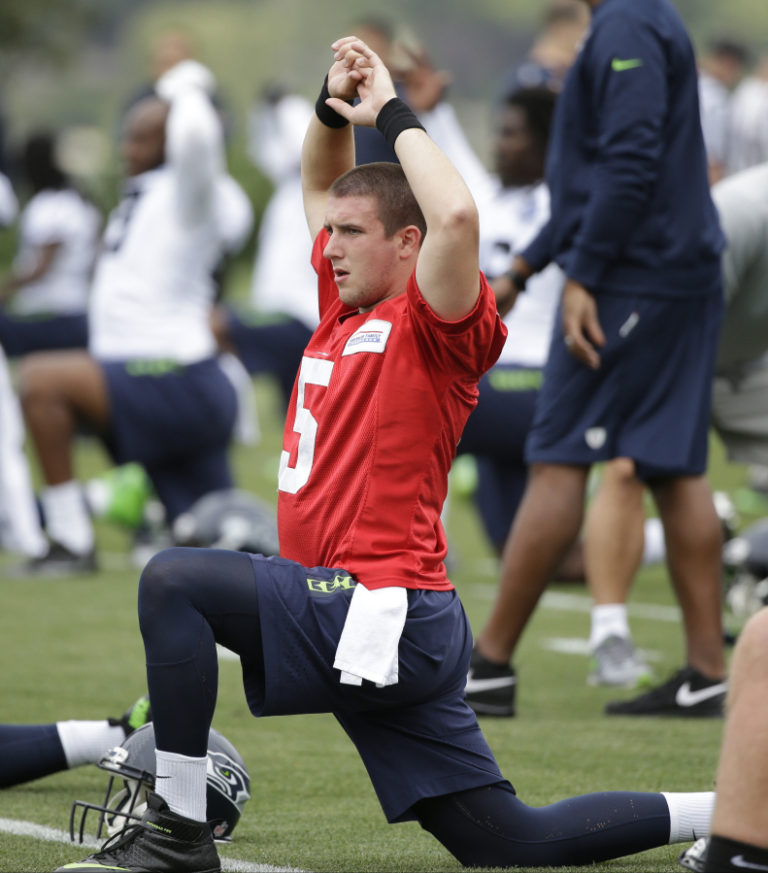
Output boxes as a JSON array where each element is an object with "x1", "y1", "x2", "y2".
[{"x1": 55, "y1": 35, "x2": 715, "y2": 873}]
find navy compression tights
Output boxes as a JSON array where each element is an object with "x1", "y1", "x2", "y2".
[
  {"x1": 138, "y1": 547, "x2": 671, "y2": 868},
  {"x1": 138, "y1": 547, "x2": 261, "y2": 758}
]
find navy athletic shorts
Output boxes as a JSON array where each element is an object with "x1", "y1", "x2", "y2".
[
  {"x1": 224, "y1": 308, "x2": 312, "y2": 405},
  {"x1": 245, "y1": 555, "x2": 507, "y2": 823},
  {"x1": 526, "y1": 290, "x2": 724, "y2": 480},
  {"x1": 0, "y1": 312, "x2": 88, "y2": 357},
  {"x1": 458, "y1": 365, "x2": 541, "y2": 549},
  {"x1": 100, "y1": 357, "x2": 237, "y2": 520}
]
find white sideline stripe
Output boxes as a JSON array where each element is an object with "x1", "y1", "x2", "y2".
[
  {"x1": 472, "y1": 583, "x2": 682, "y2": 622},
  {"x1": 543, "y1": 636, "x2": 664, "y2": 661},
  {"x1": 0, "y1": 818, "x2": 304, "y2": 873}
]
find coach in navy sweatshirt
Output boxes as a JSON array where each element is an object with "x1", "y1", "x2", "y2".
[{"x1": 467, "y1": 0, "x2": 729, "y2": 721}]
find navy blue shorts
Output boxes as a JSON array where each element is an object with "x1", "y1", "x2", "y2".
[
  {"x1": 225, "y1": 308, "x2": 312, "y2": 406},
  {"x1": 101, "y1": 357, "x2": 237, "y2": 521},
  {"x1": 0, "y1": 312, "x2": 88, "y2": 357},
  {"x1": 458, "y1": 365, "x2": 541, "y2": 550},
  {"x1": 246, "y1": 556, "x2": 505, "y2": 823},
  {"x1": 526, "y1": 291, "x2": 724, "y2": 479}
]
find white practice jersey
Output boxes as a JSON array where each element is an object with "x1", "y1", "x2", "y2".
[
  {"x1": 713, "y1": 162, "x2": 768, "y2": 372},
  {"x1": 698, "y1": 71, "x2": 731, "y2": 170},
  {"x1": 247, "y1": 93, "x2": 319, "y2": 330},
  {"x1": 89, "y1": 87, "x2": 229, "y2": 362},
  {"x1": 10, "y1": 188, "x2": 100, "y2": 316},
  {"x1": 478, "y1": 183, "x2": 563, "y2": 367},
  {"x1": 727, "y1": 76, "x2": 768, "y2": 174},
  {"x1": 421, "y1": 102, "x2": 564, "y2": 368}
]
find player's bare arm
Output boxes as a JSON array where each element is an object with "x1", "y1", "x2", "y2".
[
  {"x1": 300, "y1": 42, "x2": 359, "y2": 238},
  {"x1": 327, "y1": 38, "x2": 481, "y2": 321}
]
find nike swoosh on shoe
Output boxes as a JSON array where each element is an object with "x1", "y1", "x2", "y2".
[
  {"x1": 675, "y1": 681, "x2": 727, "y2": 707},
  {"x1": 465, "y1": 675, "x2": 517, "y2": 693},
  {"x1": 731, "y1": 854, "x2": 768, "y2": 871}
]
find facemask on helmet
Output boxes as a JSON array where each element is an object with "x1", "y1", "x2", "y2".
[{"x1": 69, "y1": 723, "x2": 250, "y2": 844}]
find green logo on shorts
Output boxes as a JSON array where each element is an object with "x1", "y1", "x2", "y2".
[{"x1": 306, "y1": 574, "x2": 356, "y2": 594}]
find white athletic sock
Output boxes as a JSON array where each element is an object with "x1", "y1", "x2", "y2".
[
  {"x1": 662, "y1": 791, "x2": 715, "y2": 843},
  {"x1": 642, "y1": 517, "x2": 666, "y2": 565},
  {"x1": 40, "y1": 480, "x2": 94, "y2": 555},
  {"x1": 589, "y1": 603, "x2": 631, "y2": 651},
  {"x1": 56, "y1": 720, "x2": 125, "y2": 769},
  {"x1": 155, "y1": 749, "x2": 207, "y2": 822}
]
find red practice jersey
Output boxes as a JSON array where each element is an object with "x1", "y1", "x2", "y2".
[{"x1": 277, "y1": 229, "x2": 506, "y2": 590}]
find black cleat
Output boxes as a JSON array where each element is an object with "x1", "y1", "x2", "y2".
[
  {"x1": 54, "y1": 791, "x2": 220, "y2": 872},
  {"x1": 18, "y1": 542, "x2": 97, "y2": 577},
  {"x1": 605, "y1": 665, "x2": 726, "y2": 717},
  {"x1": 464, "y1": 649, "x2": 516, "y2": 717},
  {"x1": 108, "y1": 695, "x2": 152, "y2": 738}
]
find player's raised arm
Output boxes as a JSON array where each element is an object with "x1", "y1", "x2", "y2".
[
  {"x1": 301, "y1": 48, "x2": 359, "y2": 240},
  {"x1": 321, "y1": 37, "x2": 480, "y2": 321}
]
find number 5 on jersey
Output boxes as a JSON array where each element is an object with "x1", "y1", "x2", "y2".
[{"x1": 278, "y1": 356, "x2": 334, "y2": 494}]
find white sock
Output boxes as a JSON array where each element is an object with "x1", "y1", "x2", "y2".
[
  {"x1": 642, "y1": 517, "x2": 666, "y2": 565},
  {"x1": 589, "y1": 603, "x2": 631, "y2": 651},
  {"x1": 56, "y1": 720, "x2": 125, "y2": 769},
  {"x1": 662, "y1": 791, "x2": 715, "y2": 843},
  {"x1": 155, "y1": 749, "x2": 207, "y2": 823},
  {"x1": 41, "y1": 481, "x2": 94, "y2": 555}
]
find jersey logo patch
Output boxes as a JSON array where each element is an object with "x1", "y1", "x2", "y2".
[{"x1": 342, "y1": 319, "x2": 393, "y2": 356}]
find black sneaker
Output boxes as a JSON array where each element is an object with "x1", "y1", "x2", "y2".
[
  {"x1": 108, "y1": 695, "x2": 152, "y2": 737},
  {"x1": 605, "y1": 665, "x2": 726, "y2": 717},
  {"x1": 54, "y1": 791, "x2": 220, "y2": 872},
  {"x1": 19, "y1": 542, "x2": 98, "y2": 577},
  {"x1": 464, "y1": 649, "x2": 516, "y2": 717}
]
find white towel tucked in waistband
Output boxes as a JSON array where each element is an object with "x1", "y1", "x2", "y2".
[{"x1": 334, "y1": 584, "x2": 408, "y2": 687}]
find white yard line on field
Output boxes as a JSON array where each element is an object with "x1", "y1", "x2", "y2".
[
  {"x1": 472, "y1": 583, "x2": 682, "y2": 622},
  {"x1": 0, "y1": 817, "x2": 304, "y2": 873}
]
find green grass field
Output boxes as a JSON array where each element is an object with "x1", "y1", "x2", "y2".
[{"x1": 0, "y1": 370, "x2": 758, "y2": 872}]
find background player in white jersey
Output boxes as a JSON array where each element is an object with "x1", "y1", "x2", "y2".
[
  {"x1": 57, "y1": 35, "x2": 717, "y2": 873},
  {"x1": 211, "y1": 85, "x2": 319, "y2": 410},
  {"x1": 0, "y1": 131, "x2": 101, "y2": 356},
  {"x1": 15, "y1": 59, "x2": 242, "y2": 575},
  {"x1": 426, "y1": 88, "x2": 567, "y2": 555}
]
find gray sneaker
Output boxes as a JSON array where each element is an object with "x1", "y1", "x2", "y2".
[{"x1": 588, "y1": 635, "x2": 653, "y2": 687}]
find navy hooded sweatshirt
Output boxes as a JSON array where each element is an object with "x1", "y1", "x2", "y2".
[{"x1": 523, "y1": 0, "x2": 725, "y2": 298}]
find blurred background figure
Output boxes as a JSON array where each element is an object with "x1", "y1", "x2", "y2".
[
  {"x1": 697, "y1": 38, "x2": 750, "y2": 184},
  {"x1": 0, "y1": 131, "x2": 101, "y2": 357},
  {"x1": 0, "y1": 343, "x2": 48, "y2": 561},
  {"x1": 582, "y1": 158, "x2": 768, "y2": 686},
  {"x1": 727, "y1": 51, "x2": 768, "y2": 174},
  {"x1": 496, "y1": 0, "x2": 590, "y2": 97},
  {"x1": 0, "y1": 170, "x2": 16, "y2": 229},
  {"x1": 212, "y1": 83, "x2": 317, "y2": 412},
  {"x1": 14, "y1": 59, "x2": 244, "y2": 576},
  {"x1": 423, "y1": 86, "x2": 566, "y2": 560}
]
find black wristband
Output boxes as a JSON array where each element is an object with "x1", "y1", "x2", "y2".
[
  {"x1": 507, "y1": 269, "x2": 528, "y2": 292},
  {"x1": 375, "y1": 97, "x2": 425, "y2": 149},
  {"x1": 315, "y1": 76, "x2": 351, "y2": 129}
]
